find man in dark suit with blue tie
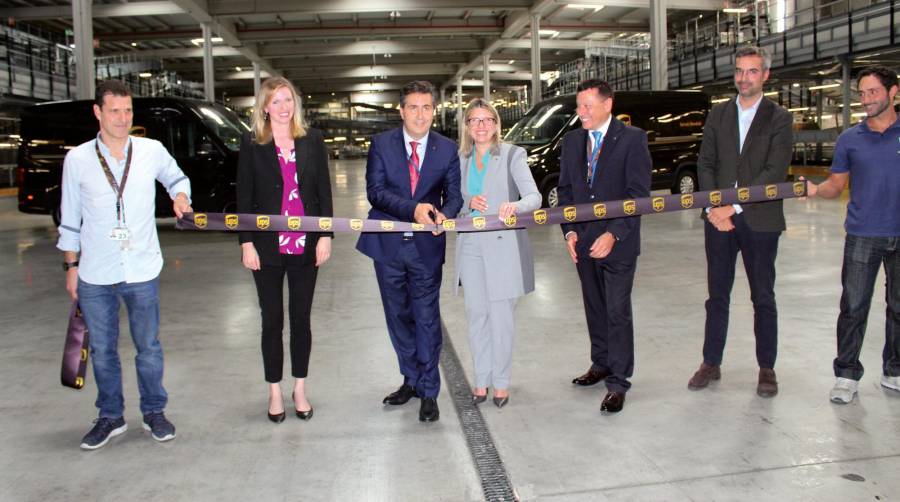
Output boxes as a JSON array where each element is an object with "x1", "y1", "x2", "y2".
[
  {"x1": 558, "y1": 79, "x2": 652, "y2": 414},
  {"x1": 357, "y1": 80, "x2": 462, "y2": 422}
]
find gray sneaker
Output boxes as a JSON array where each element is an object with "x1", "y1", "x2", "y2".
[
  {"x1": 80, "y1": 417, "x2": 128, "y2": 450},
  {"x1": 881, "y1": 375, "x2": 900, "y2": 392},
  {"x1": 142, "y1": 412, "x2": 176, "y2": 442},
  {"x1": 830, "y1": 377, "x2": 859, "y2": 404}
]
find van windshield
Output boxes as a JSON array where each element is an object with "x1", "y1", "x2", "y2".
[
  {"x1": 195, "y1": 104, "x2": 250, "y2": 152},
  {"x1": 503, "y1": 102, "x2": 574, "y2": 145}
]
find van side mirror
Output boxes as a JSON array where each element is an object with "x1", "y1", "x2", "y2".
[{"x1": 197, "y1": 140, "x2": 217, "y2": 157}]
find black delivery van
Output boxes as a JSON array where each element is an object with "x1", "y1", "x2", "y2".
[
  {"x1": 504, "y1": 91, "x2": 709, "y2": 207},
  {"x1": 17, "y1": 97, "x2": 247, "y2": 225}
]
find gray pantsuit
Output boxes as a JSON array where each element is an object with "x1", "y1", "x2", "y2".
[{"x1": 454, "y1": 143, "x2": 541, "y2": 390}]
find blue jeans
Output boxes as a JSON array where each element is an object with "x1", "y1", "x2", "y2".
[
  {"x1": 78, "y1": 277, "x2": 167, "y2": 418},
  {"x1": 834, "y1": 235, "x2": 900, "y2": 380}
]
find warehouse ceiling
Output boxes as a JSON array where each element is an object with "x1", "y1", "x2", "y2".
[{"x1": 1, "y1": 0, "x2": 722, "y2": 101}]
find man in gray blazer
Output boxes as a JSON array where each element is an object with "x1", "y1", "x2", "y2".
[{"x1": 687, "y1": 46, "x2": 793, "y2": 398}]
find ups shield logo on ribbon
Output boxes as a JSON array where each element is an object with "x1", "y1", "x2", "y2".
[
  {"x1": 623, "y1": 200, "x2": 636, "y2": 215},
  {"x1": 563, "y1": 206, "x2": 577, "y2": 222},
  {"x1": 75, "y1": 377, "x2": 84, "y2": 388},
  {"x1": 256, "y1": 215, "x2": 270, "y2": 230},
  {"x1": 350, "y1": 219, "x2": 363, "y2": 231},
  {"x1": 533, "y1": 209, "x2": 548, "y2": 224},
  {"x1": 443, "y1": 219, "x2": 456, "y2": 231},
  {"x1": 411, "y1": 223, "x2": 425, "y2": 231},
  {"x1": 766, "y1": 184, "x2": 778, "y2": 199},
  {"x1": 194, "y1": 213, "x2": 207, "y2": 229},
  {"x1": 709, "y1": 191, "x2": 722, "y2": 206},
  {"x1": 652, "y1": 197, "x2": 665, "y2": 212},
  {"x1": 381, "y1": 221, "x2": 394, "y2": 231},
  {"x1": 738, "y1": 187, "x2": 750, "y2": 202},
  {"x1": 287, "y1": 217, "x2": 301, "y2": 231},
  {"x1": 681, "y1": 194, "x2": 694, "y2": 208},
  {"x1": 473, "y1": 216, "x2": 486, "y2": 230},
  {"x1": 225, "y1": 214, "x2": 239, "y2": 229},
  {"x1": 594, "y1": 203, "x2": 607, "y2": 218},
  {"x1": 504, "y1": 214, "x2": 517, "y2": 227},
  {"x1": 793, "y1": 181, "x2": 805, "y2": 196},
  {"x1": 81, "y1": 348, "x2": 88, "y2": 362},
  {"x1": 318, "y1": 218, "x2": 332, "y2": 231}
]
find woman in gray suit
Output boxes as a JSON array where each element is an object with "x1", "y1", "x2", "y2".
[{"x1": 454, "y1": 98, "x2": 541, "y2": 408}]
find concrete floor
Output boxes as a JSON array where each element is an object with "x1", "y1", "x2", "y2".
[{"x1": 1, "y1": 159, "x2": 898, "y2": 502}]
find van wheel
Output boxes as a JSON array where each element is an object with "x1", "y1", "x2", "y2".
[
  {"x1": 673, "y1": 169, "x2": 697, "y2": 194},
  {"x1": 52, "y1": 205, "x2": 61, "y2": 227},
  {"x1": 541, "y1": 178, "x2": 559, "y2": 208}
]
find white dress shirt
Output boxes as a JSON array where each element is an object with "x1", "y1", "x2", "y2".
[{"x1": 57, "y1": 134, "x2": 191, "y2": 285}]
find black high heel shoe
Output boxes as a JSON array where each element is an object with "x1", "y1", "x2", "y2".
[
  {"x1": 492, "y1": 396, "x2": 509, "y2": 408},
  {"x1": 268, "y1": 410, "x2": 286, "y2": 423},
  {"x1": 293, "y1": 392, "x2": 314, "y2": 421}
]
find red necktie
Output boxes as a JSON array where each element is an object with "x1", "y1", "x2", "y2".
[{"x1": 408, "y1": 141, "x2": 420, "y2": 194}]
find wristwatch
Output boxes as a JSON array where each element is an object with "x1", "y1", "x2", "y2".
[{"x1": 62, "y1": 261, "x2": 79, "y2": 271}]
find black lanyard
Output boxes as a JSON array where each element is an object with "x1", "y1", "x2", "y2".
[{"x1": 94, "y1": 139, "x2": 133, "y2": 224}]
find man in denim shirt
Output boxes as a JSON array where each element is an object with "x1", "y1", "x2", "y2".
[
  {"x1": 57, "y1": 80, "x2": 192, "y2": 449},
  {"x1": 806, "y1": 66, "x2": 900, "y2": 404}
]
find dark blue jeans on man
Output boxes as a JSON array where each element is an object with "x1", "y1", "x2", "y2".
[
  {"x1": 834, "y1": 234, "x2": 900, "y2": 380},
  {"x1": 77, "y1": 277, "x2": 167, "y2": 418},
  {"x1": 702, "y1": 213, "x2": 781, "y2": 369}
]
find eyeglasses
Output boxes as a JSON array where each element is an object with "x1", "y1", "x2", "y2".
[{"x1": 466, "y1": 117, "x2": 497, "y2": 127}]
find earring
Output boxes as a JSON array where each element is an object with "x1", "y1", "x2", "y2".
[{"x1": 264, "y1": 111, "x2": 269, "y2": 121}]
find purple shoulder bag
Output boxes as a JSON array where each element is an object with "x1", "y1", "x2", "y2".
[{"x1": 61, "y1": 301, "x2": 90, "y2": 389}]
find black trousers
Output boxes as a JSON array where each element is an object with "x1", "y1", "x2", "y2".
[
  {"x1": 702, "y1": 213, "x2": 781, "y2": 369},
  {"x1": 575, "y1": 256, "x2": 637, "y2": 394},
  {"x1": 252, "y1": 255, "x2": 318, "y2": 383}
]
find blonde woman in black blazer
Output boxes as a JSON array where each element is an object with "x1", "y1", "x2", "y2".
[{"x1": 237, "y1": 77, "x2": 333, "y2": 423}]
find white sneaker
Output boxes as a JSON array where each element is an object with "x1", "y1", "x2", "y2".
[
  {"x1": 830, "y1": 377, "x2": 859, "y2": 404},
  {"x1": 881, "y1": 375, "x2": 900, "y2": 392}
]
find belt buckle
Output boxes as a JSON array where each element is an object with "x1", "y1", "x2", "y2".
[{"x1": 402, "y1": 233, "x2": 414, "y2": 241}]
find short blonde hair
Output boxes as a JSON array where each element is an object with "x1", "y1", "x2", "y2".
[
  {"x1": 250, "y1": 77, "x2": 307, "y2": 144},
  {"x1": 459, "y1": 97, "x2": 502, "y2": 157}
]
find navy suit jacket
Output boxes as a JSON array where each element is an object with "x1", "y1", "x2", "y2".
[
  {"x1": 356, "y1": 128, "x2": 463, "y2": 272},
  {"x1": 557, "y1": 118, "x2": 652, "y2": 262}
]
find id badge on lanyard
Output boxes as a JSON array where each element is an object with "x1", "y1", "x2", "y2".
[{"x1": 95, "y1": 140, "x2": 133, "y2": 250}]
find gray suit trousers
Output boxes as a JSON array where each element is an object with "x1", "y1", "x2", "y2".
[{"x1": 459, "y1": 235, "x2": 517, "y2": 389}]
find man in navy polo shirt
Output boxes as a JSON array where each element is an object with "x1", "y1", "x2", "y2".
[{"x1": 806, "y1": 65, "x2": 899, "y2": 404}]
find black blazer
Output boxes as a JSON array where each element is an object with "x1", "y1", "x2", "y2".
[
  {"x1": 557, "y1": 118, "x2": 652, "y2": 262},
  {"x1": 236, "y1": 128, "x2": 333, "y2": 266},
  {"x1": 697, "y1": 97, "x2": 793, "y2": 232}
]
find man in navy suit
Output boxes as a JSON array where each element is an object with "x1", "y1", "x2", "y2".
[
  {"x1": 558, "y1": 79, "x2": 652, "y2": 414},
  {"x1": 357, "y1": 81, "x2": 462, "y2": 422}
]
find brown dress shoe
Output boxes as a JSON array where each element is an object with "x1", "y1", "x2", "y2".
[
  {"x1": 572, "y1": 367, "x2": 611, "y2": 386},
  {"x1": 687, "y1": 363, "x2": 721, "y2": 390},
  {"x1": 757, "y1": 368, "x2": 778, "y2": 397},
  {"x1": 600, "y1": 391, "x2": 625, "y2": 413}
]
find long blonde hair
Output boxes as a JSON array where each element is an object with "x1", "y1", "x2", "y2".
[
  {"x1": 459, "y1": 97, "x2": 502, "y2": 157},
  {"x1": 250, "y1": 77, "x2": 307, "y2": 144}
]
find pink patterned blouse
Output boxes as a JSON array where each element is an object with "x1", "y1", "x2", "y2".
[{"x1": 277, "y1": 146, "x2": 306, "y2": 255}]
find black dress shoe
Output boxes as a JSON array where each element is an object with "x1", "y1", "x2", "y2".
[
  {"x1": 292, "y1": 392, "x2": 314, "y2": 420},
  {"x1": 600, "y1": 391, "x2": 625, "y2": 413},
  {"x1": 492, "y1": 396, "x2": 509, "y2": 408},
  {"x1": 572, "y1": 367, "x2": 611, "y2": 386},
  {"x1": 383, "y1": 384, "x2": 418, "y2": 405},
  {"x1": 267, "y1": 411, "x2": 286, "y2": 423},
  {"x1": 419, "y1": 397, "x2": 439, "y2": 422}
]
